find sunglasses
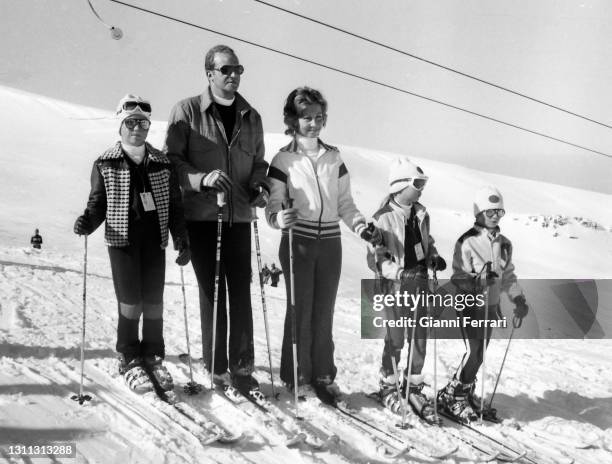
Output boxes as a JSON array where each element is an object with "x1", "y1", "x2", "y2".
[
  {"x1": 484, "y1": 208, "x2": 505, "y2": 218},
  {"x1": 392, "y1": 177, "x2": 427, "y2": 191},
  {"x1": 124, "y1": 119, "x2": 151, "y2": 130},
  {"x1": 214, "y1": 65, "x2": 244, "y2": 76},
  {"x1": 122, "y1": 101, "x2": 152, "y2": 113}
]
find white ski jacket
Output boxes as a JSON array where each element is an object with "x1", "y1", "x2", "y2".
[
  {"x1": 265, "y1": 139, "x2": 366, "y2": 240},
  {"x1": 367, "y1": 199, "x2": 438, "y2": 281},
  {"x1": 451, "y1": 224, "x2": 523, "y2": 306}
]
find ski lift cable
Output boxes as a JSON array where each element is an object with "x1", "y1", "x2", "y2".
[
  {"x1": 106, "y1": 0, "x2": 611, "y2": 159},
  {"x1": 254, "y1": 0, "x2": 612, "y2": 131}
]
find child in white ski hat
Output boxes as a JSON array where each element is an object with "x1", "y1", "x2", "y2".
[
  {"x1": 74, "y1": 94, "x2": 190, "y2": 395},
  {"x1": 367, "y1": 157, "x2": 446, "y2": 424},
  {"x1": 438, "y1": 185, "x2": 528, "y2": 423}
]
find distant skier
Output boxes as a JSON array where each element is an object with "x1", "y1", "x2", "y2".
[
  {"x1": 260, "y1": 264, "x2": 271, "y2": 285},
  {"x1": 73, "y1": 94, "x2": 190, "y2": 394},
  {"x1": 30, "y1": 229, "x2": 43, "y2": 250},
  {"x1": 268, "y1": 263, "x2": 282, "y2": 287},
  {"x1": 265, "y1": 86, "x2": 381, "y2": 404},
  {"x1": 367, "y1": 158, "x2": 446, "y2": 424},
  {"x1": 437, "y1": 186, "x2": 528, "y2": 423}
]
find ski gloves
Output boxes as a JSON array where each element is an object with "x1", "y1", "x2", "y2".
[
  {"x1": 201, "y1": 169, "x2": 232, "y2": 194},
  {"x1": 399, "y1": 265, "x2": 429, "y2": 290},
  {"x1": 429, "y1": 255, "x2": 447, "y2": 271},
  {"x1": 358, "y1": 222, "x2": 383, "y2": 246},
  {"x1": 273, "y1": 208, "x2": 298, "y2": 229},
  {"x1": 73, "y1": 214, "x2": 93, "y2": 236},
  {"x1": 512, "y1": 294, "x2": 529, "y2": 320},
  {"x1": 249, "y1": 183, "x2": 270, "y2": 208},
  {"x1": 174, "y1": 238, "x2": 191, "y2": 266}
]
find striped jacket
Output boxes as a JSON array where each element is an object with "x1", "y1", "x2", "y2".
[
  {"x1": 265, "y1": 139, "x2": 366, "y2": 239},
  {"x1": 84, "y1": 141, "x2": 187, "y2": 249},
  {"x1": 451, "y1": 224, "x2": 523, "y2": 306}
]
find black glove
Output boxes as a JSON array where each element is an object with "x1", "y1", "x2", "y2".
[
  {"x1": 400, "y1": 265, "x2": 428, "y2": 290},
  {"x1": 250, "y1": 185, "x2": 270, "y2": 208},
  {"x1": 484, "y1": 269, "x2": 499, "y2": 287},
  {"x1": 359, "y1": 223, "x2": 383, "y2": 246},
  {"x1": 74, "y1": 215, "x2": 92, "y2": 235},
  {"x1": 513, "y1": 295, "x2": 529, "y2": 320},
  {"x1": 201, "y1": 169, "x2": 232, "y2": 194},
  {"x1": 175, "y1": 238, "x2": 191, "y2": 266},
  {"x1": 430, "y1": 255, "x2": 447, "y2": 272}
]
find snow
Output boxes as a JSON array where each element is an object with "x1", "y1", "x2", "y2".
[{"x1": 1, "y1": 85, "x2": 611, "y2": 463}]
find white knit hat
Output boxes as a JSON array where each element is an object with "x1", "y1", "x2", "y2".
[
  {"x1": 473, "y1": 186, "x2": 504, "y2": 216},
  {"x1": 388, "y1": 158, "x2": 428, "y2": 194},
  {"x1": 116, "y1": 94, "x2": 151, "y2": 124}
]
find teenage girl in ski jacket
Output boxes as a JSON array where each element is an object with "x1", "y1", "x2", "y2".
[
  {"x1": 265, "y1": 86, "x2": 381, "y2": 401},
  {"x1": 366, "y1": 158, "x2": 446, "y2": 423},
  {"x1": 437, "y1": 185, "x2": 528, "y2": 423},
  {"x1": 73, "y1": 95, "x2": 190, "y2": 393}
]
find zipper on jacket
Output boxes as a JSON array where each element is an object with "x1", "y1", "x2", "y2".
[{"x1": 303, "y1": 151, "x2": 325, "y2": 239}]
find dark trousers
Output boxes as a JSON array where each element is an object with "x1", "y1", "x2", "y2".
[
  {"x1": 381, "y1": 298, "x2": 428, "y2": 381},
  {"x1": 188, "y1": 221, "x2": 254, "y2": 376},
  {"x1": 279, "y1": 234, "x2": 341, "y2": 385},
  {"x1": 108, "y1": 228, "x2": 166, "y2": 361},
  {"x1": 456, "y1": 303, "x2": 501, "y2": 384}
]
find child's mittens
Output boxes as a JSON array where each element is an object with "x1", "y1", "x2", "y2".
[
  {"x1": 512, "y1": 294, "x2": 529, "y2": 320},
  {"x1": 358, "y1": 222, "x2": 383, "y2": 246},
  {"x1": 429, "y1": 255, "x2": 447, "y2": 271}
]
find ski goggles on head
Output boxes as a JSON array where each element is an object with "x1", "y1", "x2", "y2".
[
  {"x1": 214, "y1": 64, "x2": 244, "y2": 75},
  {"x1": 484, "y1": 208, "x2": 505, "y2": 218},
  {"x1": 120, "y1": 101, "x2": 152, "y2": 113},
  {"x1": 391, "y1": 177, "x2": 428, "y2": 191},
  {"x1": 123, "y1": 118, "x2": 151, "y2": 130}
]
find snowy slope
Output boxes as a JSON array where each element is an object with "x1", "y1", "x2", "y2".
[{"x1": 1, "y1": 86, "x2": 611, "y2": 463}]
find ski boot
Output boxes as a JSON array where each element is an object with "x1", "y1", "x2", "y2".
[
  {"x1": 375, "y1": 372, "x2": 406, "y2": 415},
  {"x1": 437, "y1": 377, "x2": 479, "y2": 424},
  {"x1": 404, "y1": 377, "x2": 442, "y2": 425},
  {"x1": 313, "y1": 375, "x2": 342, "y2": 406},
  {"x1": 119, "y1": 356, "x2": 154, "y2": 394},
  {"x1": 143, "y1": 355, "x2": 174, "y2": 392},
  {"x1": 232, "y1": 373, "x2": 268, "y2": 406},
  {"x1": 466, "y1": 380, "x2": 500, "y2": 423},
  {"x1": 285, "y1": 382, "x2": 317, "y2": 401}
]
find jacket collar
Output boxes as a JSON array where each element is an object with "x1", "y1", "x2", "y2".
[
  {"x1": 100, "y1": 141, "x2": 170, "y2": 164},
  {"x1": 473, "y1": 222, "x2": 500, "y2": 238},
  {"x1": 279, "y1": 137, "x2": 338, "y2": 154},
  {"x1": 389, "y1": 199, "x2": 427, "y2": 222},
  {"x1": 200, "y1": 86, "x2": 252, "y2": 116}
]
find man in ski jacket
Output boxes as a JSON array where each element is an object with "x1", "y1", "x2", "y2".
[
  {"x1": 269, "y1": 263, "x2": 283, "y2": 287},
  {"x1": 30, "y1": 229, "x2": 43, "y2": 249},
  {"x1": 164, "y1": 45, "x2": 269, "y2": 395}
]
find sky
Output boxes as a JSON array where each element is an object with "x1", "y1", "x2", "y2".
[{"x1": 1, "y1": 0, "x2": 611, "y2": 193}]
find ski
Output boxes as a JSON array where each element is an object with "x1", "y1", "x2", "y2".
[
  {"x1": 178, "y1": 353, "x2": 326, "y2": 449},
  {"x1": 147, "y1": 369, "x2": 243, "y2": 444},
  {"x1": 437, "y1": 409, "x2": 531, "y2": 463},
  {"x1": 333, "y1": 401, "x2": 458, "y2": 460}
]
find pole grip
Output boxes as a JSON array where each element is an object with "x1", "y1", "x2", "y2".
[{"x1": 217, "y1": 192, "x2": 226, "y2": 207}]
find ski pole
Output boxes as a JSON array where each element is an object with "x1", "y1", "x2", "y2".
[
  {"x1": 480, "y1": 261, "x2": 492, "y2": 424},
  {"x1": 488, "y1": 315, "x2": 521, "y2": 410},
  {"x1": 180, "y1": 267, "x2": 203, "y2": 395},
  {"x1": 71, "y1": 235, "x2": 92, "y2": 405},
  {"x1": 373, "y1": 247, "x2": 409, "y2": 427},
  {"x1": 401, "y1": 277, "x2": 424, "y2": 428},
  {"x1": 431, "y1": 268, "x2": 439, "y2": 425},
  {"x1": 211, "y1": 192, "x2": 225, "y2": 390},
  {"x1": 253, "y1": 213, "x2": 277, "y2": 399},
  {"x1": 286, "y1": 198, "x2": 301, "y2": 419}
]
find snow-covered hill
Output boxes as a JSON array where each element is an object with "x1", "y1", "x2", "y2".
[{"x1": 1, "y1": 86, "x2": 611, "y2": 463}]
